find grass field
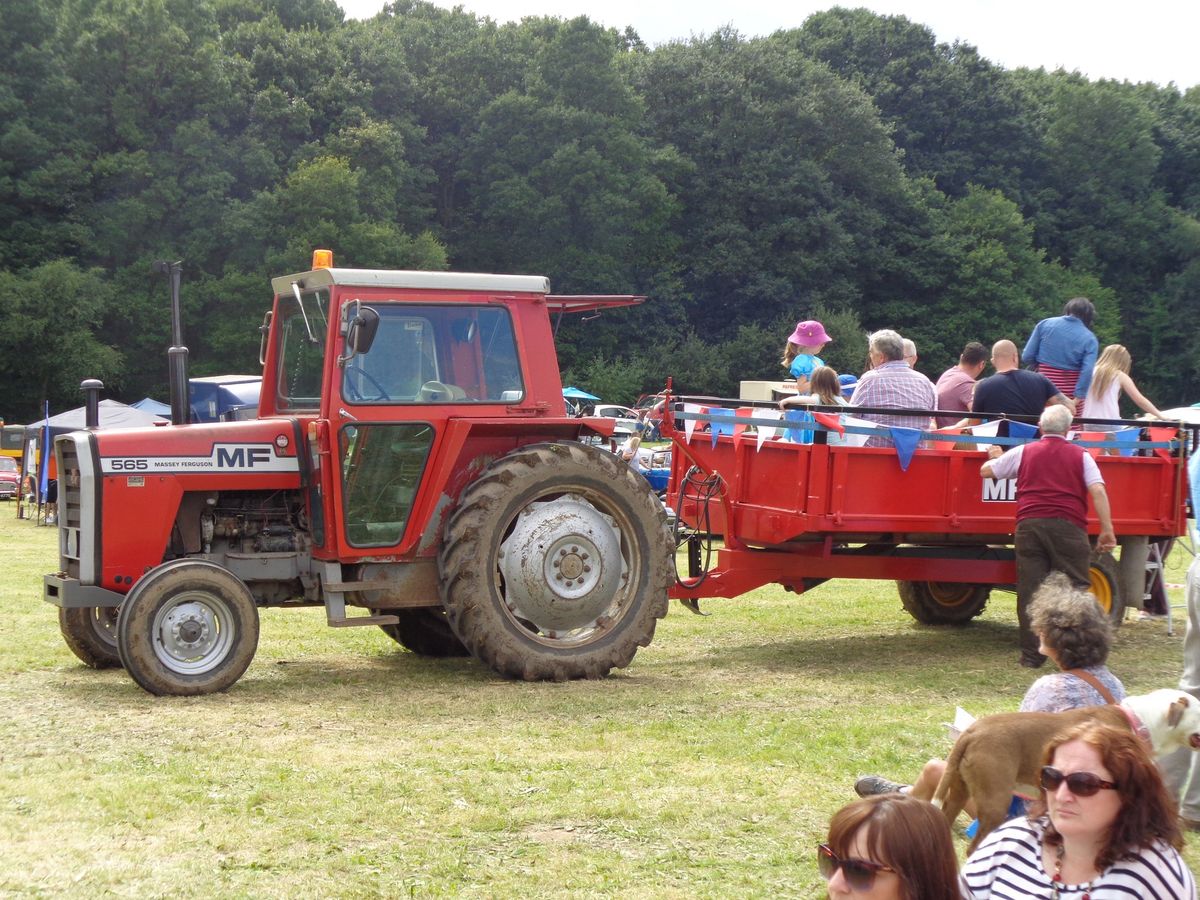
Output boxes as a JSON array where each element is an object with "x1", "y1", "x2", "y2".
[{"x1": 1, "y1": 509, "x2": 1197, "y2": 898}]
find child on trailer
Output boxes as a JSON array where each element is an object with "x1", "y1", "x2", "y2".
[
  {"x1": 781, "y1": 320, "x2": 832, "y2": 394},
  {"x1": 1084, "y1": 344, "x2": 1165, "y2": 431}
]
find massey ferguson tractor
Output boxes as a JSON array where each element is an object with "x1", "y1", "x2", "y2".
[
  {"x1": 44, "y1": 252, "x2": 674, "y2": 694},
  {"x1": 42, "y1": 252, "x2": 1194, "y2": 696}
]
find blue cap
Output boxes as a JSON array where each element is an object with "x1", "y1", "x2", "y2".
[{"x1": 838, "y1": 374, "x2": 857, "y2": 387}]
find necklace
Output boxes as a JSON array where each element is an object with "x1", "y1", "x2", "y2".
[{"x1": 1052, "y1": 842, "x2": 1093, "y2": 900}]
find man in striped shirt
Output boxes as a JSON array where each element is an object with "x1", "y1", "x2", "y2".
[{"x1": 849, "y1": 329, "x2": 936, "y2": 447}]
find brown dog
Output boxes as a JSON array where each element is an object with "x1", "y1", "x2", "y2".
[{"x1": 923, "y1": 689, "x2": 1200, "y2": 851}]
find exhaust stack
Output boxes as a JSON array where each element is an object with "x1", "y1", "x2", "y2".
[{"x1": 153, "y1": 260, "x2": 189, "y2": 425}]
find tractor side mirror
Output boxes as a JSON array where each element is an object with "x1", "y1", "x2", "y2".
[{"x1": 339, "y1": 302, "x2": 380, "y2": 365}]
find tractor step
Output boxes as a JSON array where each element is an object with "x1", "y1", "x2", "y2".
[{"x1": 327, "y1": 613, "x2": 399, "y2": 628}]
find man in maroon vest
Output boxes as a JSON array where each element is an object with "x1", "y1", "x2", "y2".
[{"x1": 980, "y1": 404, "x2": 1116, "y2": 667}]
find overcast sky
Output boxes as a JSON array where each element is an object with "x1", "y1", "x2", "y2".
[{"x1": 336, "y1": 0, "x2": 1200, "y2": 89}]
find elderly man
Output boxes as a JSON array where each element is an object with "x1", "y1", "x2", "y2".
[
  {"x1": 850, "y1": 329, "x2": 936, "y2": 447},
  {"x1": 902, "y1": 338, "x2": 918, "y2": 368},
  {"x1": 981, "y1": 404, "x2": 1116, "y2": 667}
]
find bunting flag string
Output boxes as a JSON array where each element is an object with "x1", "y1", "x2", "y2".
[{"x1": 682, "y1": 403, "x2": 700, "y2": 444}]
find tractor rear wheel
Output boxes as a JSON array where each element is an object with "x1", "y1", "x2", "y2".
[
  {"x1": 116, "y1": 560, "x2": 259, "y2": 696},
  {"x1": 58, "y1": 606, "x2": 121, "y2": 669},
  {"x1": 439, "y1": 442, "x2": 673, "y2": 680},
  {"x1": 375, "y1": 608, "x2": 470, "y2": 657},
  {"x1": 1088, "y1": 550, "x2": 1123, "y2": 624},
  {"x1": 897, "y1": 581, "x2": 990, "y2": 625}
]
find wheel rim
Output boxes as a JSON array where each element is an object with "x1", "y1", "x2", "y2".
[
  {"x1": 497, "y1": 492, "x2": 633, "y2": 646},
  {"x1": 926, "y1": 583, "x2": 978, "y2": 610},
  {"x1": 150, "y1": 590, "x2": 237, "y2": 674},
  {"x1": 1088, "y1": 567, "x2": 1114, "y2": 615},
  {"x1": 91, "y1": 607, "x2": 119, "y2": 650}
]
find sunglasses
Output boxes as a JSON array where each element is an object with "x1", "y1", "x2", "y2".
[
  {"x1": 817, "y1": 843, "x2": 895, "y2": 891},
  {"x1": 1040, "y1": 766, "x2": 1118, "y2": 797}
]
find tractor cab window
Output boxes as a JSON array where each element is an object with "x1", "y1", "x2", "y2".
[
  {"x1": 340, "y1": 304, "x2": 523, "y2": 404},
  {"x1": 275, "y1": 288, "x2": 330, "y2": 412}
]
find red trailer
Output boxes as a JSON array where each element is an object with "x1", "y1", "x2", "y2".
[{"x1": 663, "y1": 398, "x2": 1190, "y2": 624}]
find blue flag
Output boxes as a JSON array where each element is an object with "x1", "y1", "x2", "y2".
[
  {"x1": 889, "y1": 426, "x2": 923, "y2": 471},
  {"x1": 1007, "y1": 420, "x2": 1039, "y2": 442}
]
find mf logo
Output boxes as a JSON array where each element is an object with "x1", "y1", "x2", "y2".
[
  {"x1": 982, "y1": 478, "x2": 1017, "y2": 502},
  {"x1": 216, "y1": 446, "x2": 272, "y2": 468}
]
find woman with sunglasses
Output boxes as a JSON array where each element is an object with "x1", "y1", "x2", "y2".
[
  {"x1": 962, "y1": 722, "x2": 1194, "y2": 899},
  {"x1": 821, "y1": 794, "x2": 962, "y2": 899}
]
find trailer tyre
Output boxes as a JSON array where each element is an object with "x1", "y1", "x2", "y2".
[
  {"x1": 374, "y1": 608, "x2": 470, "y2": 657},
  {"x1": 439, "y1": 442, "x2": 672, "y2": 681},
  {"x1": 58, "y1": 606, "x2": 122, "y2": 669},
  {"x1": 116, "y1": 560, "x2": 259, "y2": 696},
  {"x1": 897, "y1": 581, "x2": 990, "y2": 625},
  {"x1": 1088, "y1": 550, "x2": 1123, "y2": 624}
]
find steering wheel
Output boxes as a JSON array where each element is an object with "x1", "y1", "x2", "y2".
[
  {"x1": 343, "y1": 364, "x2": 390, "y2": 401},
  {"x1": 418, "y1": 380, "x2": 453, "y2": 401}
]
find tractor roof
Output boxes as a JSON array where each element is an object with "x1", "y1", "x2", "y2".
[{"x1": 272, "y1": 267, "x2": 550, "y2": 296}]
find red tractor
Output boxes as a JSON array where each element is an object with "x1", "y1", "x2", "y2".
[{"x1": 45, "y1": 253, "x2": 673, "y2": 694}]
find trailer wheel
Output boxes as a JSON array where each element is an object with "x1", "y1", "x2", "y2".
[
  {"x1": 116, "y1": 560, "x2": 259, "y2": 696},
  {"x1": 58, "y1": 606, "x2": 122, "y2": 669},
  {"x1": 374, "y1": 608, "x2": 470, "y2": 657},
  {"x1": 1088, "y1": 550, "x2": 1122, "y2": 624},
  {"x1": 897, "y1": 581, "x2": 990, "y2": 625},
  {"x1": 439, "y1": 441, "x2": 672, "y2": 681}
]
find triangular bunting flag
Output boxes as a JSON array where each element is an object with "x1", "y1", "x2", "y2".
[
  {"x1": 756, "y1": 410, "x2": 782, "y2": 450},
  {"x1": 1007, "y1": 420, "x2": 1039, "y2": 442},
  {"x1": 971, "y1": 420, "x2": 1001, "y2": 438},
  {"x1": 889, "y1": 426, "x2": 923, "y2": 471},
  {"x1": 813, "y1": 412, "x2": 844, "y2": 436},
  {"x1": 1149, "y1": 426, "x2": 1177, "y2": 462},
  {"x1": 682, "y1": 403, "x2": 700, "y2": 443},
  {"x1": 784, "y1": 409, "x2": 813, "y2": 444}
]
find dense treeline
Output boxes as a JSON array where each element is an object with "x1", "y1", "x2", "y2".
[{"x1": 2, "y1": 0, "x2": 1198, "y2": 421}]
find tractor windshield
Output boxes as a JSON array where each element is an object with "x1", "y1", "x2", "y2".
[
  {"x1": 275, "y1": 288, "x2": 330, "y2": 412},
  {"x1": 341, "y1": 304, "x2": 523, "y2": 404}
]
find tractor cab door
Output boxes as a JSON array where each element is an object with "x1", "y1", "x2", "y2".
[{"x1": 330, "y1": 300, "x2": 525, "y2": 557}]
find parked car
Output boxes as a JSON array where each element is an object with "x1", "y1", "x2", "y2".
[
  {"x1": 588, "y1": 404, "x2": 643, "y2": 440},
  {"x1": 0, "y1": 457, "x2": 19, "y2": 500}
]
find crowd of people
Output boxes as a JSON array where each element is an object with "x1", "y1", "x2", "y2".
[
  {"x1": 781, "y1": 298, "x2": 1198, "y2": 896},
  {"x1": 777, "y1": 297, "x2": 1166, "y2": 446},
  {"x1": 815, "y1": 566, "x2": 1200, "y2": 898}
]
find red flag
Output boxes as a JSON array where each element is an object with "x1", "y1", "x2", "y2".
[
  {"x1": 813, "y1": 412, "x2": 844, "y2": 435},
  {"x1": 1149, "y1": 426, "x2": 1178, "y2": 462}
]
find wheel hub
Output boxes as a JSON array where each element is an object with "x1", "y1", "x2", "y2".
[
  {"x1": 150, "y1": 592, "x2": 234, "y2": 673},
  {"x1": 498, "y1": 496, "x2": 625, "y2": 632}
]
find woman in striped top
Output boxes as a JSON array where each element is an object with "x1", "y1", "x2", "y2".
[
  {"x1": 1022, "y1": 298, "x2": 1099, "y2": 418},
  {"x1": 962, "y1": 722, "x2": 1195, "y2": 899}
]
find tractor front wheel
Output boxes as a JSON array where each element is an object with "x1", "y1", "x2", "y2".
[
  {"x1": 59, "y1": 606, "x2": 122, "y2": 669},
  {"x1": 897, "y1": 581, "x2": 991, "y2": 625},
  {"x1": 116, "y1": 560, "x2": 259, "y2": 696},
  {"x1": 439, "y1": 442, "x2": 673, "y2": 680}
]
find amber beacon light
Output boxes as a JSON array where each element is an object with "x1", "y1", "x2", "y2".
[{"x1": 312, "y1": 249, "x2": 334, "y2": 268}]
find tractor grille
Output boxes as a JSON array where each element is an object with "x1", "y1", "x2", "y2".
[{"x1": 58, "y1": 438, "x2": 83, "y2": 579}]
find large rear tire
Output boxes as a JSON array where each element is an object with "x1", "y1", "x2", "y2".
[
  {"x1": 59, "y1": 606, "x2": 121, "y2": 669},
  {"x1": 897, "y1": 581, "x2": 990, "y2": 625},
  {"x1": 439, "y1": 442, "x2": 673, "y2": 681},
  {"x1": 116, "y1": 560, "x2": 259, "y2": 696},
  {"x1": 1088, "y1": 550, "x2": 1123, "y2": 624},
  {"x1": 375, "y1": 608, "x2": 470, "y2": 657}
]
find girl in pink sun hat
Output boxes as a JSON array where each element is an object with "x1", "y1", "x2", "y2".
[{"x1": 781, "y1": 319, "x2": 832, "y2": 394}]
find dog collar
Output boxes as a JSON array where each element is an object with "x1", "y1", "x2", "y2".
[{"x1": 1119, "y1": 703, "x2": 1153, "y2": 746}]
